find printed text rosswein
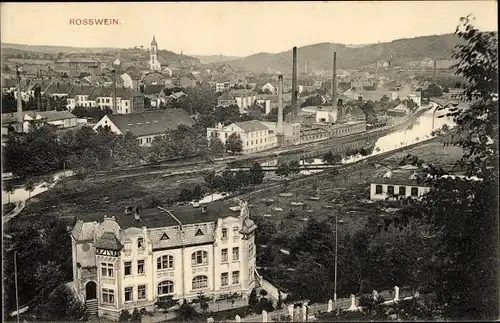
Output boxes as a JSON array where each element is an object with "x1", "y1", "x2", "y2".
[{"x1": 69, "y1": 18, "x2": 119, "y2": 25}]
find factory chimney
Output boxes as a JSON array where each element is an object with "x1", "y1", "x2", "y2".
[
  {"x1": 432, "y1": 60, "x2": 437, "y2": 83},
  {"x1": 276, "y1": 75, "x2": 285, "y2": 146},
  {"x1": 332, "y1": 52, "x2": 342, "y2": 122},
  {"x1": 292, "y1": 47, "x2": 298, "y2": 117},
  {"x1": 16, "y1": 66, "x2": 23, "y2": 132},
  {"x1": 112, "y1": 69, "x2": 117, "y2": 114}
]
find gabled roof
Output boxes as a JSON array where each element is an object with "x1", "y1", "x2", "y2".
[
  {"x1": 233, "y1": 120, "x2": 269, "y2": 132},
  {"x1": 95, "y1": 232, "x2": 123, "y2": 250},
  {"x1": 143, "y1": 84, "x2": 165, "y2": 95},
  {"x1": 33, "y1": 110, "x2": 77, "y2": 121},
  {"x1": 89, "y1": 87, "x2": 142, "y2": 100},
  {"x1": 218, "y1": 92, "x2": 235, "y2": 101},
  {"x1": 68, "y1": 85, "x2": 95, "y2": 97},
  {"x1": 44, "y1": 82, "x2": 74, "y2": 95},
  {"x1": 106, "y1": 109, "x2": 195, "y2": 137}
]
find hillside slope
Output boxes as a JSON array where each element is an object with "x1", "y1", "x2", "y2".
[{"x1": 224, "y1": 34, "x2": 465, "y2": 73}]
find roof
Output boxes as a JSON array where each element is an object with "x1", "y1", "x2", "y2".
[
  {"x1": 56, "y1": 58, "x2": 100, "y2": 64},
  {"x1": 95, "y1": 232, "x2": 123, "y2": 250},
  {"x1": 106, "y1": 109, "x2": 195, "y2": 137},
  {"x1": 77, "y1": 201, "x2": 235, "y2": 230},
  {"x1": 143, "y1": 84, "x2": 165, "y2": 95},
  {"x1": 89, "y1": 87, "x2": 142, "y2": 100},
  {"x1": 218, "y1": 92, "x2": 235, "y2": 101},
  {"x1": 233, "y1": 120, "x2": 269, "y2": 132},
  {"x1": 372, "y1": 168, "x2": 428, "y2": 187},
  {"x1": 72, "y1": 220, "x2": 97, "y2": 241},
  {"x1": 151, "y1": 35, "x2": 158, "y2": 46},
  {"x1": 34, "y1": 110, "x2": 77, "y2": 121},
  {"x1": 44, "y1": 82, "x2": 74, "y2": 95},
  {"x1": 68, "y1": 85, "x2": 95, "y2": 97}
]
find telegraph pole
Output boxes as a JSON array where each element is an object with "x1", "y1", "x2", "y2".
[
  {"x1": 334, "y1": 213, "x2": 338, "y2": 309},
  {"x1": 14, "y1": 251, "x2": 19, "y2": 323}
]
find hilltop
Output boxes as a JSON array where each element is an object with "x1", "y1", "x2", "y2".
[
  {"x1": 221, "y1": 33, "x2": 466, "y2": 73},
  {"x1": 191, "y1": 55, "x2": 241, "y2": 64}
]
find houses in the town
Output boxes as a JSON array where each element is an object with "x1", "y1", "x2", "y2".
[
  {"x1": 69, "y1": 200, "x2": 258, "y2": 319},
  {"x1": 369, "y1": 166, "x2": 431, "y2": 201},
  {"x1": 2, "y1": 110, "x2": 78, "y2": 133},
  {"x1": 93, "y1": 109, "x2": 195, "y2": 146},
  {"x1": 206, "y1": 120, "x2": 278, "y2": 153}
]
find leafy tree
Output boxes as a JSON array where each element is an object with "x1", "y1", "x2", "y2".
[
  {"x1": 288, "y1": 160, "x2": 300, "y2": 176},
  {"x1": 380, "y1": 94, "x2": 390, "y2": 102},
  {"x1": 275, "y1": 163, "x2": 291, "y2": 178},
  {"x1": 4, "y1": 181, "x2": 15, "y2": 204},
  {"x1": 322, "y1": 151, "x2": 342, "y2": 165},
  {"x1": 30, "y1": 284, "x2": 86, "y2": 321},
  {"x1": 155, "y1": 295, "x2": 179, "y2": 313},
  {"x1": 24, "y1": 177, "x2": 36, "y2": 198},
  {"x1": 177, "y1": 300, "x2": 203, "y2": 321},
  {"x1": 249, "y1": 162, "x2": 265, "y2": 185},
  {"x1": 248, "y1": 289, "x2": 259, "y2": 310},
  {"x1": 225, "y1": 133, "x2": 243, "y2": 153},
  {"x1": 300, "y1": 94, "x2": 323, "y2": 108},
  {"x1": 119, "y1": 309, "x2": 132, "y2": 321},
  {"x1": 209, "y1": 132, "x2": 225, "y2": 156},
  {"x1": 393, "y1": 16, "x2": 499, "y2": 320},
  {"x1": 131, "y1": 307, "x2": 142, "y2": 322}
]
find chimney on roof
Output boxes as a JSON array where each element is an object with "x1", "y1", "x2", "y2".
[
  {"x1": 134, "y1": 206, "x2": 140, "y2": 221},
  {"x1": 201, "y1": 205, "x2": 208, "y2": 214}
]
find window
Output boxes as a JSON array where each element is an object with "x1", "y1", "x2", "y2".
[
  {"x1": 232, "y1": 271, "x2": 240, "y2": 284},
  {"x1": 249, "y1": 244, "x2": 254, "y2": 258},
  {"x1": 106, "y1": 98, "x2": 110, "y2": 103},
  {"x1": 124, "y1": 261, "x2": 132, "y2": 276},
  {"x1": 138, "y1": 285, "x2": 146, "y2": 300},
  {"x1": 221, "y1": 273, "x2": 229, "y2": 286},
  {"x1": 221, "y1": 249, "x2": 228, "y2": 262},
  {"x1": 411, "y1": 187, "x2": 419, "y2": 197},
  {"x1": 195, "y1": 229, "x2": 204, "y2": 236},
  {"x1": 192, "y1": 276, "x2": 208, "y2": 290},
  {"x1": 246, "y1": 141, "x2": 248, "y2": 146},
  {"x1": 157, "y1": 255, "x2": 174, "y2": 270},
  {"x1": 191, "y1": 251, "x2": 208, "y2": 265},
  {"x1": 222, "y1": 228, "x2": 228, "y2": 239},
  {"x1": 233, "y1": 247, "x2": 239, "y2": 261},
  {"x1": 399, "y1": 186, "x2": 406, "y2": 196},
  {"x1": 102, "y1": 288, "x2": 115, "y2": 304},
  {"x1": 387, "y1": 185, "x2": 394, "y2": 195},
  {"x1": 125, "y1": 287, "x2": 133, "y2": 302},
  {"x1": 137, "y1": 237, "x2": 144, "y2": 249},
  {"x1": 101, "y1": 263, "x2": 114, "y2": 277},
  {"x1": 233, "y1": 227, "x2": 239, "y2": 238},
  {"x1": 375, "y1": 185, "x2": 383, "y2": 194},
  {"x1": 124, "y1": 239, "x2": 131, "y2": 251},
  {"x1": 157, "y1": 281, "x2": 174, "y2": 295},
  {"x1": 137, "y1": 260, "x2": 145, "y2": 274},
  {"x1": 160, "y1": 233, "x2": 169, "y2": 240},
  {"x1": 248, "y1": 267, "x2": 254, "y2": 283}
]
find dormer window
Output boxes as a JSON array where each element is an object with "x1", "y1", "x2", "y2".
[
  {"x1": 222, "y1": 228, "x2": 228, "y2": 239},
  {"x1": 195, "y1": 229, "x2": 204, "y2": 236},
  {"x1": 124, "y1": 239, "x2": 131, "y2": 250},
  {"x1": 160, "y1": 233, "x2": 169, "y2": 240},
  {"x1": 137, "y1": 237, "x2": 144, "y2": 249}
]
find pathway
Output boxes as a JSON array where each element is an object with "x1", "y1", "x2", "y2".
[{"x1": 3, "y1": 200, "x2": 26, "y2": 224}]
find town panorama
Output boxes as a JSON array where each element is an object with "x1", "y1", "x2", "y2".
[{"x1": 1, "y1": 2, "x2": 498, "y2": 322}]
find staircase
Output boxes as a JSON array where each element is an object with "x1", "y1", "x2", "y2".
[{"x1": 85, "y1": 299, "x2": 98, "y2": 316}]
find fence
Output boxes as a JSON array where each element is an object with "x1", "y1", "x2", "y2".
[{"x1": 205, "y1": 286, "x2": 421, "y2": 322}]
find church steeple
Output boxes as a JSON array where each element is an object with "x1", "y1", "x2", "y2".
[{"x1": 151, "y1": 35, "x2": 158, "y2": 47}]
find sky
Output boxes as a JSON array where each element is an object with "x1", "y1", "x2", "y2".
[{"x1": 1, "y1": 1, "x2": 498, "y2": 57}]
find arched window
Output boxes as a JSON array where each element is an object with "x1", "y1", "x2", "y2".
[
  {"x1": 137, "y1": 237, "x2": 144, "y2": 249},
  {"x1": 192, "y1": 276, "x2": 208, "y2": 290},
  {"x1": 157, "y1": 280, "x2": 174, "y2": 295},
  {"x1": 157, "y1": 255, "x2": 174, "y2": 270},
  {"x1": 191, "y1": 251, "x2": 208, "y2": 266}
]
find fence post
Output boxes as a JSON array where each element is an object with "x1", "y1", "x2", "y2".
[
  {"x1": 327, "y1": 299, "x2": 333, "y2": 312},
  {"x1": 262, "y1": 310, "x2": 268, "y2": 322},
  {"x1": 348, "y1": 294, "x2": 359, "y2": 311},
  {"x1": 394, "y1": 286, "x2": 400, "y2": 302}
]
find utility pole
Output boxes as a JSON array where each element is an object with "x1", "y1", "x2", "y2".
[
  {"x1": 334, "y1": 213, "x2": 338, "y2": 309},
  {"x1": 14, "y1": 251, "x2": 19, "y2": 323}
]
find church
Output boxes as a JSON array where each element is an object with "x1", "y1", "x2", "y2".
[{"x1": 149, "y1": 35, "x2": 161, "y2": 71}]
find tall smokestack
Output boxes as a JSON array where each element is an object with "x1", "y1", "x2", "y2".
[
  {"x1": 332, "y1": 52, "x2": 342, "y2": 123},
  {"x1": 16, "y1": 66, "x2": 23, "y2": 129},
  {"x1": 112, "y1": 69, "x2": 117, "y2": 114},
  {"x1": 292, "y1": 47, "x2": 298, "y2": 116},
  {"x1": 432, "y1": 60, "x2": 437, "y2": 83},
  {"x1": 277, "y1": 75, "x2": 284, "y2": 131}
]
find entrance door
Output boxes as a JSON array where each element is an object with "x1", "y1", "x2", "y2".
[{"x1": 85, "y1": 281, "x2": 97, "y2": 300}]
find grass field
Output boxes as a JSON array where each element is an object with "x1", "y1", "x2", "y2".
[{"x1": 16, "y1": 141, "x2": 462, "y2": 231}]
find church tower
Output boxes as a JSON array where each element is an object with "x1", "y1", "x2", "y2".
[{"x1": 149, "y1": 35, "x2": 161, "y2": 71}]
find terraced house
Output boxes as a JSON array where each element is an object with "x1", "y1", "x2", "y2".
[{"x1": 68, "y1": 201, "x2": 257, "y2": 320}]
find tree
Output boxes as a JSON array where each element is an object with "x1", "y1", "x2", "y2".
[
  {"x1": 275, "y1": 163, "x2": 291, "y2": 179},
  {"x1": 30, "y1": 284, "x2": 86, "y2": 321},
  {"x1": 130, "y1": 307, "x2": 142, "y2": 322},
  {"x1": 24, "y1": 177, "x2": 36, "y2": 198},
  {"x1": 288, "y1": 160, "x2": 300, "y2": 176},
  {"x1": 394, "y1": 16, "x2": 499, "y2": 320},
  {"x1": 225, "y1": 133, "x2": 243, "y2": 153},
  {"x1": 209, "y1": 132, "x2": 225, "y2": 156},
  {"x1": 248, "y1": 289, "x2": 259, "y2": 310},
  {"x1": 4, "y1": 181, "x2": 15, "y2": 204},
  {"x1": 380, "y1": 94, "x2": 390, "y2": 102},
  {"x1": 119, "y1": 309, "x2": 132, "y2": 321},
  {"x1": 249, "y1": 162, "x2": 265, "y2": 185},
  {"x1": 322, "y1": 151, "x2": 342, "y2": 165},
  {"x1": 177, "y1": 300, "x2": 203, "y2": 321}
]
